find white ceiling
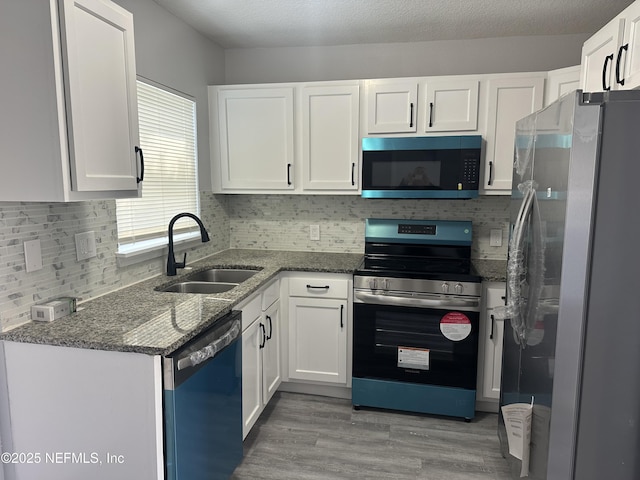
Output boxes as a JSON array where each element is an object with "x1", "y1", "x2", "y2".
[{"x1": 153, "y1": 0, "x2": 634, "y2": 49}]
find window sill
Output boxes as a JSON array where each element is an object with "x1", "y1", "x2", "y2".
[{"x1": 116, "y1": 232, "x2": 202, "y2": 268}]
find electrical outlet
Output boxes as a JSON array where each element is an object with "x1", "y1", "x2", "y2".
[
  {"x1": 309, "y1": 225, "x2": 320, "y2": 241},
  {"x1": 24, "y1": 239, "x2": 43, "y2": 272},
  {"x1": 75, "y1": 231, "x2": 97, "y2": 261},
  {"x1": 490, "y1": 229, "x2": 503, "y2": 247}
]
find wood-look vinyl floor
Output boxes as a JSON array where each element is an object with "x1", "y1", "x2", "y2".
[{"x1": 231, "y1": 391, "x2": 513, "y2": 480}]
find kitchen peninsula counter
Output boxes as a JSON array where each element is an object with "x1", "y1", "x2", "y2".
[{"x1": 0, "y1": 249, "x2": 363, "y2": 356}]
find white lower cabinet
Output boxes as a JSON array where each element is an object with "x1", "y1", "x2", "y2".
[
  {"x1": 262, "y1": 299, "x2": 282, "y2": 404},
  {"x1": 288, "y1": 297, "x2": 347, "y2": 384},
  {"x1": 0, "y1": 342, "x2": 163, "y2": 480},
  {"x1": 477, "y1": 282, "x2": 506, "y2": 410},
  {"x1": 240, "y1": 279, "x2": 281, "y2": 439},
  {"x1": 286, "y1": 274, "x2": 351, "y2": 386},
  {"x1": 482, "y1": 75, "x2": 545, "y2": 194}
]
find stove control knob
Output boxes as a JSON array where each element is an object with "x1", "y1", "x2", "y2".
[
  {"x1": 441, "y1": 283, "x2": 450, "y2": 293},
  {"x1": 369, "y1": 279, "x2": 377, "y2": 290},
  {"x1": 383, "y1": 279, "x2": 390, "y2": 290},
  {"x1": 454, "y1": 283, "x2": 464, "y2": 294}
]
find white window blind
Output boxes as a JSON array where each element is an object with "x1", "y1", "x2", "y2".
[{"x1": 116, "y1": 81, "x2": 199, "y2": 251}]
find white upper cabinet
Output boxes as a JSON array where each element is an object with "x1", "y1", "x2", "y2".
[
  {"x1": 0, "y1": 0, "x2": 141, "y2": 202},
  {"x1": 482, "y1": 75, "x2": 545, "y2": 195},
  {"x1": 300, "y1": 84, "x2": 360, "y2": 191},
  {"x1": 546, "y1": 66, "x2": 581, "y2": 106},
  {"x1": 217, "y1": 87, "x2": 295, "y2": 191},
  {"x1": 422, "y1": 78, "x2": 479, "y2": 132},
  {"x1": 581, "y1": 0, "x2": 640, "y2": 91},
  {"x1": 211, "y1": 82, "x2": 361, "y2": 194},
  {"x1": 581, "y1": 16, "x2": 625, "y2": 92},
  {"x1": 365, "y1": 79, "x2": 418, "y2": 133},
  {"x1": 619, "y1": 1, "x2": 640, "y2": 89}
]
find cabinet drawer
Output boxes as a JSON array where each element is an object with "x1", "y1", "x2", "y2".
[
  {"x1": 261, "y1": 279, "x2": 280, "y2": 311},
  {"x1": 289, "y1": 277, "x2": 349, "y2": 299},
  {"x1": 239, "y1": 293, "x2": 261, "y2": 332}
]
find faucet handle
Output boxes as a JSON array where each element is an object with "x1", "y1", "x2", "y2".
[{"x1": 176, "y1": 252, "x2": 187, "y2": 269}]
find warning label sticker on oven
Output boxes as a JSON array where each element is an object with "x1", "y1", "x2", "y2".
[
  {"x1": 398, "y1": 346, "x2": 430, "y2": 370},
  {"x1": 440, "y1": 312, "x2": 472, "y2": 341}
]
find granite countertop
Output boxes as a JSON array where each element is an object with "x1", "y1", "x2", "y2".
[
  {"x1": 0, "y1": 249, "x2": 363, "y2": 356},
  {"x1": 472, "y1": 259, "x2": 507, "y2": 282}
]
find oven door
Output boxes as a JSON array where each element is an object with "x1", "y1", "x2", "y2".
[{"x1": 353, "y1": 299, "x2": 479, "y2": 390}]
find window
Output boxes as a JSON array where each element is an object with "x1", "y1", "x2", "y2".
[{"x1": 116, "y1": 80, "x2": 199, "y2": 256}]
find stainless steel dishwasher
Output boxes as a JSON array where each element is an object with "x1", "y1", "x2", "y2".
[{"x1": 163, "y1": 310, "x2": 243, "y2": 480}]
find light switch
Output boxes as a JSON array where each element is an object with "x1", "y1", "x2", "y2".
[
  {"x1": 490, "y1": 229, "x2": 503, "y2": 247},
  {"x1": 24, "y1": 239, "x2": 43, "y2": 272},
  {"x1": 309, "y1": 225, "x2": 320, "y2": 241}
]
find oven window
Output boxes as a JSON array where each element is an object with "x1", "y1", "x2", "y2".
[{"x1": 353, "y1": 303, "x2": 478, "y2": 390}]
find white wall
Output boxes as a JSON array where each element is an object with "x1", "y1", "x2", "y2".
[{"x1": 224, "y1": 33, "x2": 588, "y2": 84}]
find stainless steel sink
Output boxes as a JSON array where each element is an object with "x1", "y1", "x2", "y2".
[
  {"x1": 185, "y1": 268, "x2": 260, "y2": 284},
  {"x1": 159, "y1": 281, "x2": 238, "y2": 294}
]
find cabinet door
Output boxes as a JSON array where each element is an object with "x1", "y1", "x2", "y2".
[
  {"x1": 218, "y1": 88, "x2": 295, "y2": 190},
  {"x1": 301, "y1": 85, "x2": 360, "y2": 191},
  {"x1": 241, "y1": 317, "x2": 263, "y2": 439},
  {"x1": 365, "y1": 80, "x2": 418, "y2": 133},
  {"x1": 479, "y1": 285, "x2": 506, "y2": 400},
  {"x1": 483, "y1": 76, "x2": 545, "y2": 194},
  {"x1": 620, "y1": 2, "x2": 640, "y2": 89},
  {"x1": 288, "y1": 297, "x2": 347, "y2": 384},
  {"x1": 423, "y1": 79, "x2": 479, "y2": 132},
  {"x1": 262, "y1": 301, "x2": 282, "y2": 405},
  {"x1": 59, "y1": 0, "x2": 140, "y2": 192},
  {"x1": 580, "y1": 17, "x2": 625, "y2": 92},
  {"x1": 545, "y1": 66, "x2": 581, "y2": 106}
]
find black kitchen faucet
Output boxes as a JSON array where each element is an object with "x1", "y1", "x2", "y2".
[{"x1": 166, "y1": 213, "x2": 210, "y2": 276}]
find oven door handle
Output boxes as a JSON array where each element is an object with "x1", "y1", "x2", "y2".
[{"x1": 354, "y1": 291, "x2": 479, "y2": 310}]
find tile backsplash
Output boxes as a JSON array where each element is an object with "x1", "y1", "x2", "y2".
[
  {"x1": 0, "y1": 193, "x2": 229, "y2": 331},
  {"x1": 0, "y1": 193, "x2": 509, "y2": 331},
  {"x1": 228, "y1": 195, "x2": 510, "y2": 258}
]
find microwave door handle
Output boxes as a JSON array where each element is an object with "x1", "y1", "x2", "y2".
[{"x1": 354, "y1": 291, "x2": 479, "y2": 309}]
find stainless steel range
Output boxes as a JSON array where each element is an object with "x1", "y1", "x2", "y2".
[{"x1": 352, "y1": 218, "x2": 481, "y2": 420}]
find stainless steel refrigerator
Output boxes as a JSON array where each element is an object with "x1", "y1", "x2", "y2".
[{"x1": 497, "y1": 90, "x2": 640, "y2": 480}]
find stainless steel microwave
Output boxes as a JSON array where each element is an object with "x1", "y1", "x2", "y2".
[{"x1": 361, "y1": 136, "x2": 482, "y2": 199}]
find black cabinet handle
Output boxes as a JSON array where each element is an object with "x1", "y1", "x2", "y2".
[
  {"x1": 340, "y1": 304, "x2": 344, "y2": 329},
  {"x1": 287, "y1": 163, "x2": 292, "y2": 185},
  {"x1": 616, "y1": 43, "x2": 629, "y2": 86},
  {"x1": 428, "y1": 102, "x2": 434, "y2": 128},
  {"x1": 351, "y1": 163, "x2": 356, "y2": 186},
  {"x1": 266, "y1": 315, "x2": 273, "y2": 340},
  {"x1": 135, "y1": 146, "x2": 144, "y2": 183},
  {"x1": 259, "y1": 323, "x2": 266, "y2": 348},
  {"x1": 488, "y1": 161, "x2": 494, "y2": 186},
  {"x1": 603, "y1": 53, "x2": 614, "y2": 91},
  {"x1": 409, "y1": 103, "x2": 414, "y2": 128},
  {"x1": 490, "y1": 314, "x2": 495, "y2": 340},
  {"x1": 306, "y1": 284, "x2": 330, "y2": 290}
]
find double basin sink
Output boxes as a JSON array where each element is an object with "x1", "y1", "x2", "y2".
[{"x1": 157, "y1": 268, "x2": 260, "y2": 294}]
